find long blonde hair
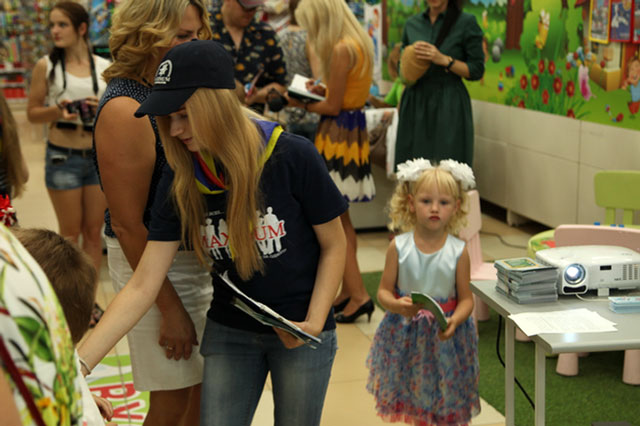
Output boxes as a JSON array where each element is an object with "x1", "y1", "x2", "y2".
[
  {"x1": 388, "y1": 167, "x2": 469, "y2": 235},
  {"x1": 103, "y1": 0, "x2": 212, "y2": 83},
  {"x1": 295, "y1": 0, "x2": 373, "y2": 81},
  {"x1": 0, "y1": 93, "x2": 27, "y2": 198},
  {"x1": 157, "y1": 89, "x2": 266, "y2": 280}
]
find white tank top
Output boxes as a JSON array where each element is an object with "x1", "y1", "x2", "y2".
[
  {"x1": 395, "y1": 232, "x2": 466, "y2": 299},
  {"x1": 45, "y1": 54, "x2": 110, "y2": 124}
]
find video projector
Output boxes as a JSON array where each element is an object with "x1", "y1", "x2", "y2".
[{"x1": 535, "y1": 245, "x2": 640, "y2": 296}]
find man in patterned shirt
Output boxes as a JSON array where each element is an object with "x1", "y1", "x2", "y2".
[{"x1": 211, "y1": 0, "x2": 287, "y2": 111}]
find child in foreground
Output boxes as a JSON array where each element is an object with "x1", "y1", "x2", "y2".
[
  {"x1": 366, "y1": 159, "x2": 480, "y2": 425},
  {"x1": 13, "y1": 228, "x2": 115, "y2": 426}
]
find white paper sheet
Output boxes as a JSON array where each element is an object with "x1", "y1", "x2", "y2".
[{"x1": 508, "y1": 308, "x2": 617, "y2": 336}]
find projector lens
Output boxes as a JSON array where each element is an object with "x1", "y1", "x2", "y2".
[{"x1": 564, "y1": 264, "x2": 586, "y2": 284}]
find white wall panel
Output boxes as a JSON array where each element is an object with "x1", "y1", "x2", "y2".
[
  {"x1": 505, "y1": 145, "x2": 578, "y2": 227},
  {"x1": 580, "y1": 122, "x2": 640, "y2": 169},
  {"x1": 474, "y1": 135, "x2": 508, "y2": 207},
  {"x1": 471, "y1": 100, "x2": 510, "y2": 143},
  {"x1": 507, "y1": 107, "x2": 581, "y2": 161}
]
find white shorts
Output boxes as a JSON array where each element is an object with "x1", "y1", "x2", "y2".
[{"x1": 106, "y1": 237, "x2": 213, "y2": 392}]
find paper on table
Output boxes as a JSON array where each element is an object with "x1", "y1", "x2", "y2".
[{"x1": 508, "y1": 308, "x2": 617, "y2": 336}]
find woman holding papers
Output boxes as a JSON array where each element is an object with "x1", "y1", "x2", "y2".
[
  {"x1": 291, "y1": 0, "x2": 376, "y2": 324},
  {"x1": 80, "y1": 40, "x2": 347, "y2": 426}
]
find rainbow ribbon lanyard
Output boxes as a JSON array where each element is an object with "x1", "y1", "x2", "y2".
[{"x1": 194, "y1": 121, "x2": 282, "y2": 195}]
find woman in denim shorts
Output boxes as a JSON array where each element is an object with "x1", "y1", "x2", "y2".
[{"x1": 27, "y1": 2, "x2": 110, "y2": 275}]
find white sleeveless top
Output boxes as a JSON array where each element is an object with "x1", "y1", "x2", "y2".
[
  {"x1": 395, "y1": 232, "x2": 466, "y2": 299},
  {"x1": 45, "y1": 55, "x2": 110, "y2": 124}
]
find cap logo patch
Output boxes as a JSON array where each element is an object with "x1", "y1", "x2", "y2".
[{"x1": 155, "y1": 60, "x2": 173, "y2": 85}]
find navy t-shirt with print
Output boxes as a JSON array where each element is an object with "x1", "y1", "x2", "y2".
[{"x1": 148, "y1": 130, "x2": 348, "y2": 333}]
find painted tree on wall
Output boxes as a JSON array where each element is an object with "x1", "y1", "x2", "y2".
[{"x1": 506, "y1": 0, "x2": 525, "y2": 49}]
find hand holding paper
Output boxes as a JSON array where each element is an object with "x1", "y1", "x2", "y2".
[
  {"x1": 288, "y1": 74, "x2": 326, "y2": 102},
  {"x1": 411, "y1": 291, "x2": 448, "y2": 331},
  {"x1": 216, "y1": 271, "x2": 322, "y2": 348}
]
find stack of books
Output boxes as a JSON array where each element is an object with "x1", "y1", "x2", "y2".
[
  {"x1": 494, "y1": 257, "x2": 559, "y2": 304},
  {"x1": 609, "y1": 296, "x2": 640, "y2": 313}
]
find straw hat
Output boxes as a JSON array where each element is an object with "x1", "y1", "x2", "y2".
[{"x1": 400, "y1": 44, "x2": 431, "y2": 83}]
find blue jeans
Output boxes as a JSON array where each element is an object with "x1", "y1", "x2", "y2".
[{"x1": 200, "y1": 320, "x2": 337, "y2": 426}]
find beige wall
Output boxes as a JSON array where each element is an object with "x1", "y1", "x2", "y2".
[{"x1": 472, "y1": 99, "x2": 640, "y2": 228}]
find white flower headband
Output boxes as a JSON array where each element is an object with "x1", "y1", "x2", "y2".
[{"x1": 395, "y1": 158, "x2": 476, "y2": 191}]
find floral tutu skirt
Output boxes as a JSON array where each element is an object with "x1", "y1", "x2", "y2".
[{"x1": 366, "y1": 297, "x2": 480, "y2": 426}]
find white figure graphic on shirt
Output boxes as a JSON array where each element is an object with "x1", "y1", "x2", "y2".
[
  {"x1": 203, "y1": 217, "x2": 222, "y2": 260},
  {"x1": 263, "y1": 207, "x2": 283, "y2": 253},
  {"x1": 255, "y1": 210, "x2": 270, "y2": 255},
  {"x1": 217, "y1": 218, "x2": 231, "y2": 257}
]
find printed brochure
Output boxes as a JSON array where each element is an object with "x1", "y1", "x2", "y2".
[{"x1": 216, "y1": 271, "x2": 322, "y2": 348}]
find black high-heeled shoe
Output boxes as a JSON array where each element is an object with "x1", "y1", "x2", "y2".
[
  {"x1": 332, "y1": 297, "x2": 350, "y2": 314},
  {"x1": 335, "y1": 299, "x2": 374, "y2": 324}
]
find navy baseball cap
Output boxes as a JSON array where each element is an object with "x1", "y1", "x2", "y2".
[{"x1": 135, "y1": 40, "x2": 236, "y2": 117}]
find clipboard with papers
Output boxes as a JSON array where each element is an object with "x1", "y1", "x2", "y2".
[{"x1": 287, "y1": 74, "x2": 325, "y2": 103}]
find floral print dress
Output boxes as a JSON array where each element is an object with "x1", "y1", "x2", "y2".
[{"x1": 0, "y1": 224, "x2": 82, "y2": 425}]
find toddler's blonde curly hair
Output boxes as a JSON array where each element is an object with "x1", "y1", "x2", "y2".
[{"x1": 388, "y1": 166, "x2": 469, "y2": 235}]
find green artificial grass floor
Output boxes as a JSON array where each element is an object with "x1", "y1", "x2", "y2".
[{"x1": 361, "y1": 271, "x2": 640, "y2": 426}]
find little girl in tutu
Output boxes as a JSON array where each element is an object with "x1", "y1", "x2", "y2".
[{"x1": 367, "y1": 158, "x2": 480, "y2": 425}]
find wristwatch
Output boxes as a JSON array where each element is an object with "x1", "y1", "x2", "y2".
[{"x1": 446, "y1": 56, "x2": 455, "y2": 72}]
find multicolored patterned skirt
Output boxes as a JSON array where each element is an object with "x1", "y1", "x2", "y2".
[
  {"x1": 314, "y1": 109, "x2": 375, "y2": 202},
  {"x1": 366, "y1": 296, "x2": 480, "y2": 426}
]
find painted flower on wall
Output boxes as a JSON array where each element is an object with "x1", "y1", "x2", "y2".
[
  {"x1": 520, "y1": 75, "x2": 528, "y2": 90},
  {"x1": 553, "y1": 77, "x2": 563, "y2": 94},
  {"x1": 548, "y1": 60, "x2": 556, "y2": 75},
  {"x1": 532, "y1": 74, "x2": 540, "y2": 90},
  {"x1": 542, "y1": 89, "x2": 550, "y2": 104},
  {"x1": 566, "y1": 81, "x2": 575, "y2": 97}
]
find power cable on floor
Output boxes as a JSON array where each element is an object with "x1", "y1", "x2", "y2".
[
  {"x1": 480, "y1": 231, "x2": 528, "y2": 250},
  {"x1": 496, "y1": 315, "x2": 536, "y2": 410}
]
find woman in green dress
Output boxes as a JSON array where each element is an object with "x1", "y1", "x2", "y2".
[{"x1": 395, "y1": 0, "x2": 484, "y2": 168}]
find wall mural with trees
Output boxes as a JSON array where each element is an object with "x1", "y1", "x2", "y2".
[{"x1": 380, "y1": 0, "x2": 640, "y2": 130}]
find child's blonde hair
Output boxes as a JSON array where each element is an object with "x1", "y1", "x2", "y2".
[{"x1": 388, "y1": 166, "x2": 469, "y2": 235}]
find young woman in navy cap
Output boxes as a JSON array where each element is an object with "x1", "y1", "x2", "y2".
[{"x1": 80, "y1": 39, "x2": 347, "y2": 426}]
